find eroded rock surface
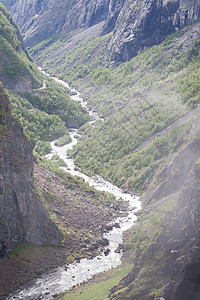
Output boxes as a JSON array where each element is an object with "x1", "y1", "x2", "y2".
[
  {"x1": 0, "y1": 85, "x2": 61, "y2": 256},
  {"x1": 108, "y1": 0, "x2": 200, "y2": 62}
]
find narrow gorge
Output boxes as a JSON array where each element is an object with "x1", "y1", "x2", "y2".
[{"x1": 0, "y1": 0, "x2": 200, "y2": 299}]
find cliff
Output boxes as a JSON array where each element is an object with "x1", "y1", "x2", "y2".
[
  {"x1": 107, "y1": 0, "x2": 200, "y2": 62},
  {"x1": 1, "y1": 0, "x2": 124, "y2": 46},
  {"x1": 109, "y1": 115, "x2": 200, "y2": 299},
  {"x1": 2, "y1": 0, "x2": 200, "y2": 63},
  {"x1": 0, "y1": 85, "x2": 61, "y2": 257}
]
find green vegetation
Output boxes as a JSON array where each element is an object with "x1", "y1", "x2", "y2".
[
  {"x1": 34, "y1": 22, "x2": 200, "y2": 192},
  {"x1": 34, "y1": 140, "x2": 52, "y2": 155},
  {"x1": 18, "y1": 77, "x2": 90, "y2": 127},
  {"x1": 59, "y1": 264, "x2": 133, "y2": 300},
  {"x1": 8, "y1": 243, "x2": 44, "y2": 257},
  {"x1": 0, "y1": 2, "x2": 90, "y2": 155},
  {"x1": 0, "y1": 3, "x2": 41, "y2": 86},
  {"x1": 9, "y1": 76, "x2": 90, "y2": 154},
  {"x1": 55, "y1": 134, "x2": 72, "y2": 146},
  {"x1": 10, "y1": 92, "x2": 67, "y2": 145},
  {"x1": 33, "y1": 34, "x2": 111, "y2": 85}
]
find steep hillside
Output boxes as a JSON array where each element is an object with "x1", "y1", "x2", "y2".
[
  {"x1": 1, "y1": 0, "x2": 124, "y2": 47},
  {"x1": 37, "y1": 21, "x2": 200, "y2": 193},
  {"x1": 0, "y1": 84, "x2": 61, "y2": 257},
  {"x1": 107, "y1": 0, "x2": 200, "y2": 62},
  {"x1": 2, "y1": 0, "x2": 200, "y2": 63},
  {"x1": 108, "y1": 116, "x2": 200, "y2": 299},
  {"x1": 0, "y1": 2, "x2": 90, "y2": 155},
  {"x1": 0, "y1": 2, "x2": 42, "y2": 90},
  {"x1": 59, "y1": 109, "x2": 200, "y2": 300}
]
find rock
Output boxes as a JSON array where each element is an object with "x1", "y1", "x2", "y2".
[
  {"x1": 119, "y1": 212, "x2": 128, "y2": 217},
  {"x1": 2, "y1": 0, "x2": 123, "y2": 47},
  {"x1": 113, "y1": 223, "x2": 120, "y2": 228},
  {"x1": 99, "y1": 238, "x2": 109, "y2": 246},
  {"x1": 91, "y1": 242, "x2": 99, "y2": 250},
  {"x1": 104, "y1": 249, "x2": 110, "y2": 256},
  {"x1": 107, "y1": 0, "x2": 200, "y2": 62},
  {"x1": 105, "y1": 225, "x2": 113, "y2": 231},
  {"x1": 114, "y1": 244, "x2": 123, "y2": 253},
  {"x1": 0, "y1": 86, "x2": 61, "y2": 257},
  {"x1": 70, "y1": 91, "x2": 77, "y2": 96}
]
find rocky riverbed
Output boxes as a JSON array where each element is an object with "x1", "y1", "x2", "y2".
[{"x1": 0, "y1": 164, "x2": 128, "y2": 299}]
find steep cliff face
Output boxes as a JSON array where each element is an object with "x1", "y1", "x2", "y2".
[
  {"x1": 3, "y1": 0, "x2": 199, "y2": 62},
  {"x1": 0, "y1": 85, "x2": 61, "y2": 256},
  {"x1": 110, "y1": 116, "x2": 200, "y2": 299},
  {"x1": 1, "y1": 0, "x2": 124, "y2": 46},
  {"x1": 114, "y1": 160, "x2": 200, "y2": 299},
  {"x1": 108, "y1": 0, "x2": 200, "y2": 62}
]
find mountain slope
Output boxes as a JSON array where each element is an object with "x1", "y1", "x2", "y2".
[
  {"x1": 37, "y1": 21, "x2": 200, "y2": 193},
  {"x1": 1, "y1": 0, "x2": 124, "y2": 47},
  {"x1": 0, "y1": 2, "x2": 42, "y2": 90},
  {"x1": 0, "y1": 2, "x2": 90, "y2": 154},
  {"x1": 107, "y1": 0, "x2": 200, "y2": 62},
  {"x1": 0, "y1": 84, "x2": 61, "y2": 257},
  {"x1": 2, "y1": 0, "x2": 200, "y2": 63},
  {"x1": 109, "y1": 119, "x2": 200, "y2": 299}
]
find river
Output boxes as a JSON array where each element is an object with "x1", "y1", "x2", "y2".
[{"x1": 7, "y1": 72, "x2": 141, "y2": 300}]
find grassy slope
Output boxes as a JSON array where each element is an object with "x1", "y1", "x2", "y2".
[
  {"x1": 57, "y1": 265, "x2": 133, "y2": 300},
  {"x1": 33, "y1": 22, "x2": 200, "y2": 192}
]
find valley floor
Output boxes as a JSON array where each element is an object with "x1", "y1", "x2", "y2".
[{"x1": 0, "y1": 164, "x2": 123, "y2": 299}]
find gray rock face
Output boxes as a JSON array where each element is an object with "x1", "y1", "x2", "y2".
[
  {"x1": 163, "y1": 162, "x2": 200, "y2": 299},
  {"x1": 110, "y1": 136, "x2": 200, "y2": 299},
  {"x1": 0, "y1": 86, "x2": 61, "y2": 256},
  {"x1": 108, "y1": 0, "x2": 200, "y2": 62},
  {"x1": 1, "y1": 0, "x2": 123, "y2": 46},
  {"x1": 143, "y1": 138, "x2": 200, "y2": 206},
  {"x1": 3, "y1": 0, "x2": 200, "y2": 62}
]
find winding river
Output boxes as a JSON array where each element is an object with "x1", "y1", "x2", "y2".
[{"x1": 7, "y1": 72, "x2": 141, "y2": 300}]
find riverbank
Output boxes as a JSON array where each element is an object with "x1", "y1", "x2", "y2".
[
  {"x1": 3, "y1": 71, "x2": 140, "y2": 300},
  {"x1": 0, "y1": 164, "x2": 127, "y2": 299},
  {"x1": 56, "y1": 231, "x2": 134, "y2": 300}
]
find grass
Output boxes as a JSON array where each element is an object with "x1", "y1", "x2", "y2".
[{"x1": 58, "y1": 264, "x2": 133, "y2": 300}]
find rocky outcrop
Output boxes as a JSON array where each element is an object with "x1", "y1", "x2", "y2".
[
  {"x1": 1, "y1": 0, "x2": 123, "y2": 46},
  {"x1": 3, "y1": 0, "x2": 200, "y2": 62},
  {"x1": 143, "y1": 138, "x2": 200, "y2": 206},
  {"x1": 0, "y1": 85, "x2": 61, "y2": 256},
  {"x1": 110, "y1": 115, "x2": 200, "y2": 299},
  {"x1": 163, "y1": 162, "x2": 200, "y2": 299},
  {"x1": 108, "y1": 0, "x2": 200, "y2": 62}
]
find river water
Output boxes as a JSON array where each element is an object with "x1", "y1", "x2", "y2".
[{"x1": 7, "y1": 72, "x2": 141, "y2": 300}]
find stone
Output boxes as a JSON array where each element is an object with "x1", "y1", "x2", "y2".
[
  {"x1": 105, "y1": 225, "x2": 113, "y2": 231},
  {"x1": 104, "y1": 248, "x2": 110, "y2": 256},
  {"x1": 0, "y1": 86, "x2": 61, "y2": 256},
  {"x1": 98, "y1": 238, "x2": 109, "y2": 246}
]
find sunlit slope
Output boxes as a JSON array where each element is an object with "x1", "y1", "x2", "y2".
[
  {"x1": 0, "y1": 2, "x2": 42, "y2": 89},
  {"x1": 35, "y1": 21, "x2": 200, "y2": 192},
  {"x1": 0, "y1": 3, "x2": 90, "y2": 155}
]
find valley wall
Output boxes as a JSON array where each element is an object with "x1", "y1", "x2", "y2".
[{"x1": 0, "y1": 85, "x2": 61, "y2": 256}]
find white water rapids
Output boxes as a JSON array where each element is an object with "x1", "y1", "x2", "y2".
[{"x1": 7, "y1": 71, "x2": 141, "y2": 300}]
